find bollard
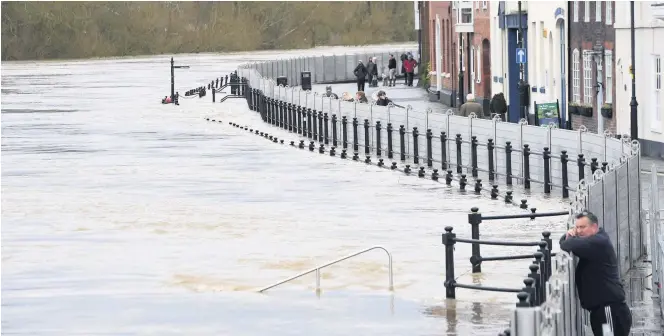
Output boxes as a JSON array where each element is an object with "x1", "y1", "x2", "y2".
[
  {"x1": 505, "y1": 141, "x2": 513, "y2": 185},
  {"x1": 542, "y1": 231, "x2": 553, "y2": 280},
  {"x1": 323, "y1": 113, "x2": 329, "y2": 145},
  {"x1": 387, "y1": 123, "x2": 394, "y2": 159},
  {"x1": 468, "y1": 207, "x2": 482, "y2": 273},
  {"x1": 273, "y1": 137, "x2": 278, "y2": 143},
  {"x1": 352, "y1": 152, "x2": 359, "y2": 161},
  {"x1": 471, "y1": 136, "x2": 478, "y2": 178},
  {"x1": 399, "y1": 125, "x2": 406, "y2": 161},
  {"x1": 543, "y1": 147, "x2": 551, "y2": 194},
  {"x1": 602, "y1": 161, "x2": 608, "y2": 173},
  {"x1": 391, "y1": 162, "x2": 397, "y2": 170},
  {"x1": 505, "y1": 190, "x2": 513, "y2": 203},
  {"x1": 440, "y1": 132, "x2": 448, "y2": 170},
  {"x1": 352, "y1": 118, "x2": 359, "y2": 153},
  {"x1": 516, "y1": 291, "x2": 531, "y2": 308},
  {"x1": 474, "y1": 179, "x2": 482, "y2": 194},
  {"x1": 378, "y1": 159, "x2": 384, "y2": 167},
  {"x1": 376, "y1": 121, "x2": 382, "y2": 157},
  {"x1": 341, "y1": 149, "x2": 347, "y2": 159},
  {"x1": 312, "y1": 110, "x2": 319, "y2": 140},
  {"x1": 442, "y1": 226, "x2": 457, "y2": 299},
  {"x1": 365, "y1": 156, "x2": 371, "y2": 164},
  {"x1": 342, "y1": 116, "x2": 348, "y2": 149},
  {"x1": 590, "y1": 158, "x2": 599, "y2": 175},
  {"x1": 290, "y1": 141, "x2": 295, "y2": 146},
  {"x1": 488, "y1": 139, "x2": 495, "y2": 181},
  {"x1": 330, "y1": 147, "x2": 336, "y2": 156},
  {"x1": 523, "y1": 144, "x2": 531, "y2": 189},
  {"x1": 412, "y1": 127, "x2": 420, "y2": 165},
  {"x1": 460, "y1": 174, "x2": 467, "y2": 191},
  {"x1": 318, "y1": 112, "x2": 324, "y2": 143},
  {"x1": 522, "y1": 277, "x2": 537, "y2": 306},
  {"x1": 319, "y1": 144, "x2": 325, "y2": 154},
  {"x1": 332, "y1": 115, "x2": 338, "y2": 147},
  {"x1": 307, "y1": 109, "x2": 313, "y2": 138},
  {"x1": 446, "y1": 170, "x2": 453, "y2": 185},
  {"x1": 404, "y1": 165, "x2": 411, "y2": 174},
  {"x1": 561, "y1": 151, "x2": 570, "y2": 198},
  {"x1": 418, "y1": 167, "x2": 425, "y2": 178},
  {"x1": 288, "y1": 103, "x2": 294, "y2": 131},
  {"x1": 530, "y1": 207, "x2": 537, "y2": 220},
  {"x1": 527, "y1": 264, "x2": 542, "y2": 306},
  {"x1": 520, "y1": 199, "x2": 528, "y2": 209},
  {"x1": 426, "y1": 129, "x2": 433, "y2": 168},
  {"x1": 309, "y1": 141, "x2": 315, "y2": 151},
  {"x1": 491, "y1": 185, "x2": 499, "y2": 199},
  {"x1": 432, "y1": 169, "x2": 439, "y2": 181},
  {"x1": 455, "y1": 134, "x2": 462, "y2": 174},
  {"x1": 364, "y1": 119, "x2": 370, "y2": 155},
  {"x1": 577, "y1": 154, "x2": 586, "y2": 181}
]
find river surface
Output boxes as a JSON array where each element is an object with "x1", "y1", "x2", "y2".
[{"x1": 2, "y1": 45, "x2": 568, "y2": 335}]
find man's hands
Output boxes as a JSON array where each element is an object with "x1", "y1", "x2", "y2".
[{"x1": 566, "y1": 228, "x2": 577, "y2": 238}]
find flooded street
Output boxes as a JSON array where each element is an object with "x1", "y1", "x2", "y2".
[{"x1": 2, "y1": 46, "x2": 568, "y2": 335}]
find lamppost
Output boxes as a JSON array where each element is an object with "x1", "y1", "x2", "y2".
[
  {"x1": 170, "y1": 57, "x2": 190, "y2": 103},
  {"x1": 629, "y1": 1, "x2": 639, "y2": 140},
  {"x1": 590, "y1": 43, "x2": 605, "y2": 134},
  {"x1": 517, "y1": 1, "x2": 529, "y2": 122}
]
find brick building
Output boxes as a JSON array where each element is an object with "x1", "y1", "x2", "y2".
[
  {"x1": 568, "y1": 1, "x2": 616, "y2": 133},
  {"x1": 453, "y1": 1, "x2": 492, "y2": 113},
  {"x1": 426, "y1": 1, "x2": 457, "y2": 107}
]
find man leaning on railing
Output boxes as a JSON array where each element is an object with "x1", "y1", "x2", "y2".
[{"x1": 559, "y1": 211, "x2": 633, "y2": 336}]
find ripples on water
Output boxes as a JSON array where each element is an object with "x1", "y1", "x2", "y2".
[{"x1": 2, "y1": 47, "x2": 568, "y2": 335}]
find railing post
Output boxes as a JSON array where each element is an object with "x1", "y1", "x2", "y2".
[
  {"x1": 527, "y1": 264, "x2": 542, "y2": 306},
  {"x1": 318, "y1": 112, "x2": 324, "y2": 143},
  {"x1": 471, "y1": 136, "x2": 478, "y2": 178},
  {"x1": 212, "y1": 86, "x2": 216, "y2": 102},
  {"x1": 522, "y1": 278, "x2": 536, "y2": 307},
  {"x1": 488, "y1": 139, "x2": 495, "y2": 181},
  {"x1": 523, "y1": 144, "x2": 531, "y2": 189},
  {"x1": 332, "y1": 115, "x2": 338, "y2": 146},
  {"x1": 352, "y1": 118, "x2": 359, "y2": 153},
  {"x1": 303, "y1": 120, "x2": 308, "y2": 137},
  {"x1": 456, "y1": 134, "x2": 462, "y2": 174},
  {"x1": 577, "y1": 154, "x2": 586, "y2": 181},
  {"x1": 426, "y1": 129, "x2": 433, "y2": 167},
  {"x1": 290, "y1": 103, "x2": 295, "y2": 131},
  {"x1": 342, "y1": 116, "x2": 348, "y2": 149},
  {"x1": 441, "y1": 132, "x2": 448, "y2": 170},
  {"x1": 376, "y1": 121, "x2": 382, "y2": 157},
  {"x1": 387, "y1": 123, "x2": 394, "y2": 159},
  {"x1": 505, "y1": 141, "x2": 513, "y2": 185},
  {"x1": 442, "y1": 226, "x2": 457, "y2": 299},
  {"x1": 399, "y1": 125, "x2": 406, "y2": 161},
  {"x1": 561, "y1": 151, "x2": 569, "y2": 198},
  {"x1": 543, "y1": 147, "x2": 551, "y2": 194},
  {"x1": 281, "y1": 103, "x2": 286, "y2": 128},
  {"x1": 312, "y1": 111, "x2": 319, "y2": 140},
  {"x1": 364, "y1": 119, "x2": 370, "y2": 155},
  {"x1": 468, "y1": 207, "x2": 482, "y2": 273},
  {"x1": 307, "y1": 108, "x2": 313, "y2": 138},
  {"x1": 297, "y1": 106, "x2": 303, "y2": 134},
  {"x1": 324, "y1": 113, "x2": 329, "y2": 145},
  {"x1": 413, "y1": 127, "x2": 419, "y2": 165},
  {"x1": 541, "y1": 232, "x2": 553, "y2": 280},
  {"x1": 533, "y1": 252, "x2": 545, "y2": 304}
]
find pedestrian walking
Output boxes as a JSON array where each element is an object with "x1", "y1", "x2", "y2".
[{"x1": 353, "y1": 61, "x2": 368, "y2": 92}]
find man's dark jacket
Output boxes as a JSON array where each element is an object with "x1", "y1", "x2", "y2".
[
  {"x1": 354, "y1": 63, "x2": 368, "y2": 79},
  {"x1": 388, "y1": 58, "x2": 397, "y2": 69},
  {"x1": 559, "y1": 228, "x2": 626, "y2": 310}
]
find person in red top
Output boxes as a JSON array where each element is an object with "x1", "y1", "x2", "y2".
[{"x1": 403, "y1": 54, "x2": 418, "y2": 87}]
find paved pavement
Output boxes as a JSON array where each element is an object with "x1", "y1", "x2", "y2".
[{"x1": 311, "y1": 80, "x2": 664, "y2": 334}]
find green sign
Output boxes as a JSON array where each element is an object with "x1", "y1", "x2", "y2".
[{"x1": 535, "y1": 101, "x2": 560, "y2": 127}]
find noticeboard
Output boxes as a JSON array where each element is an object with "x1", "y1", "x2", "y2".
[{"x1": 535, "y1": 101, "x2": 561, "y2": 128}]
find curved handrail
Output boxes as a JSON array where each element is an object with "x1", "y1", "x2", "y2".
[{"x1": 257, "y1": 245, "x2": 393, "y2": 293}]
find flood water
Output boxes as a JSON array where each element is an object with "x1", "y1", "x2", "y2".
[{"x1": 2, "y1": 46, "x2": 569, "y2": 335}]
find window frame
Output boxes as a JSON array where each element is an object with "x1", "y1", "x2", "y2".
[
  {"x1": 595, "y1": 1, "x2": 602, "y2": 22},
  {"x1": 653, "y1": 54, "x2": 662, "y2": 132},
  {"x1": 573, "y1": 49, "x2": 581, "y2": 103},
  {"x1": 606, "y1": 1, "x2": 613, "y2": 25},
  {"x1": 583, "y1": 50, "x2": 593, "y2": 105},
  {"x1": 605, "y1": 50, "x2": 613, "y2": 104},
  {"x1": 584, "y1": 1, "x2": 590, "y2": 22},
  {"x1": 574, "y1": 1, "x2": 579, "y2": 22}
]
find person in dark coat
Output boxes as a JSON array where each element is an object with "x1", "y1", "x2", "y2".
[
  {"x1": 353, "y1": 61, "x2": 368, "y2": 92},
  {"x1": 559, "y1": 211, "x2": 632, "y2": 336},
  {"x1": 400, "y1": 53, "x2": 408, "y2": 83},
  {"x1": 366, "y1": 58, "x2": 378, "y2": 88},
  {"x1": 490, "y1": 92, "x2": 508, "y2": 121},
  {"x1": 388, "y1": 54, "x2": 397, "y2": 87},
  {"x1": 375, "y1": 90, "x2": 393, "y2": 106}
]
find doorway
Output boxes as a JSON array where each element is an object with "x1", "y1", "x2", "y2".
[{"x1": 482, "y1": 38, "x2": 491, "y2": 100}]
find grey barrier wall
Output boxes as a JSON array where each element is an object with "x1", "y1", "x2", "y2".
[
  {"x1": 237, "y1": 50, "x2": 645, "y2": 335},
  {"x1": 647, "y1": 165, "x2": 664, "y2": 318}
]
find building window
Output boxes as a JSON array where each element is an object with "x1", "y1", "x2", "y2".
[
  {"x1": 476, "y1": 46, "x2": 481, "y2": 84},
  {"x1": 573, "y1": 49, "x2": 581, "y2": 103},
  {"x1": 584, "y1": 1, "x2": 590, "y2": 22},
  {"x1": 583, "y1": 50, "x2": 593, "y2": 105},
  {"x1": 595, "y1": 2, "x2": 602, "y2": 22},
  {"x1": 471, "y1": 46, "x2": 476, "y2": 82},
  {"x1": 461, "y1": 7, "x2": 472, "y2": 24},
  {"x1": 654, "y1": 55, "x2": 662, "y2": 129},
  {"x1": 574, "y1": 1, "x2": 579, "y2": 22},
  {"x1": 605, "y1": 50, "x2": 613, "y2": 103},
  {"x1": 606, "y1": 1, "x2": 613, "y2": 25}
]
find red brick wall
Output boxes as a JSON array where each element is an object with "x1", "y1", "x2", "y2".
[
  {"x1": 472, "y1": 4, "x2": 491, "y2": 101},
  {"x1": 428, "y1": 1, "x2": 455, "y2": 91}
]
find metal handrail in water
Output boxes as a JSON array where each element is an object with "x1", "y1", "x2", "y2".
[{"x1": 257, "y1": 246, "x2": 393, "y2": 293}]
